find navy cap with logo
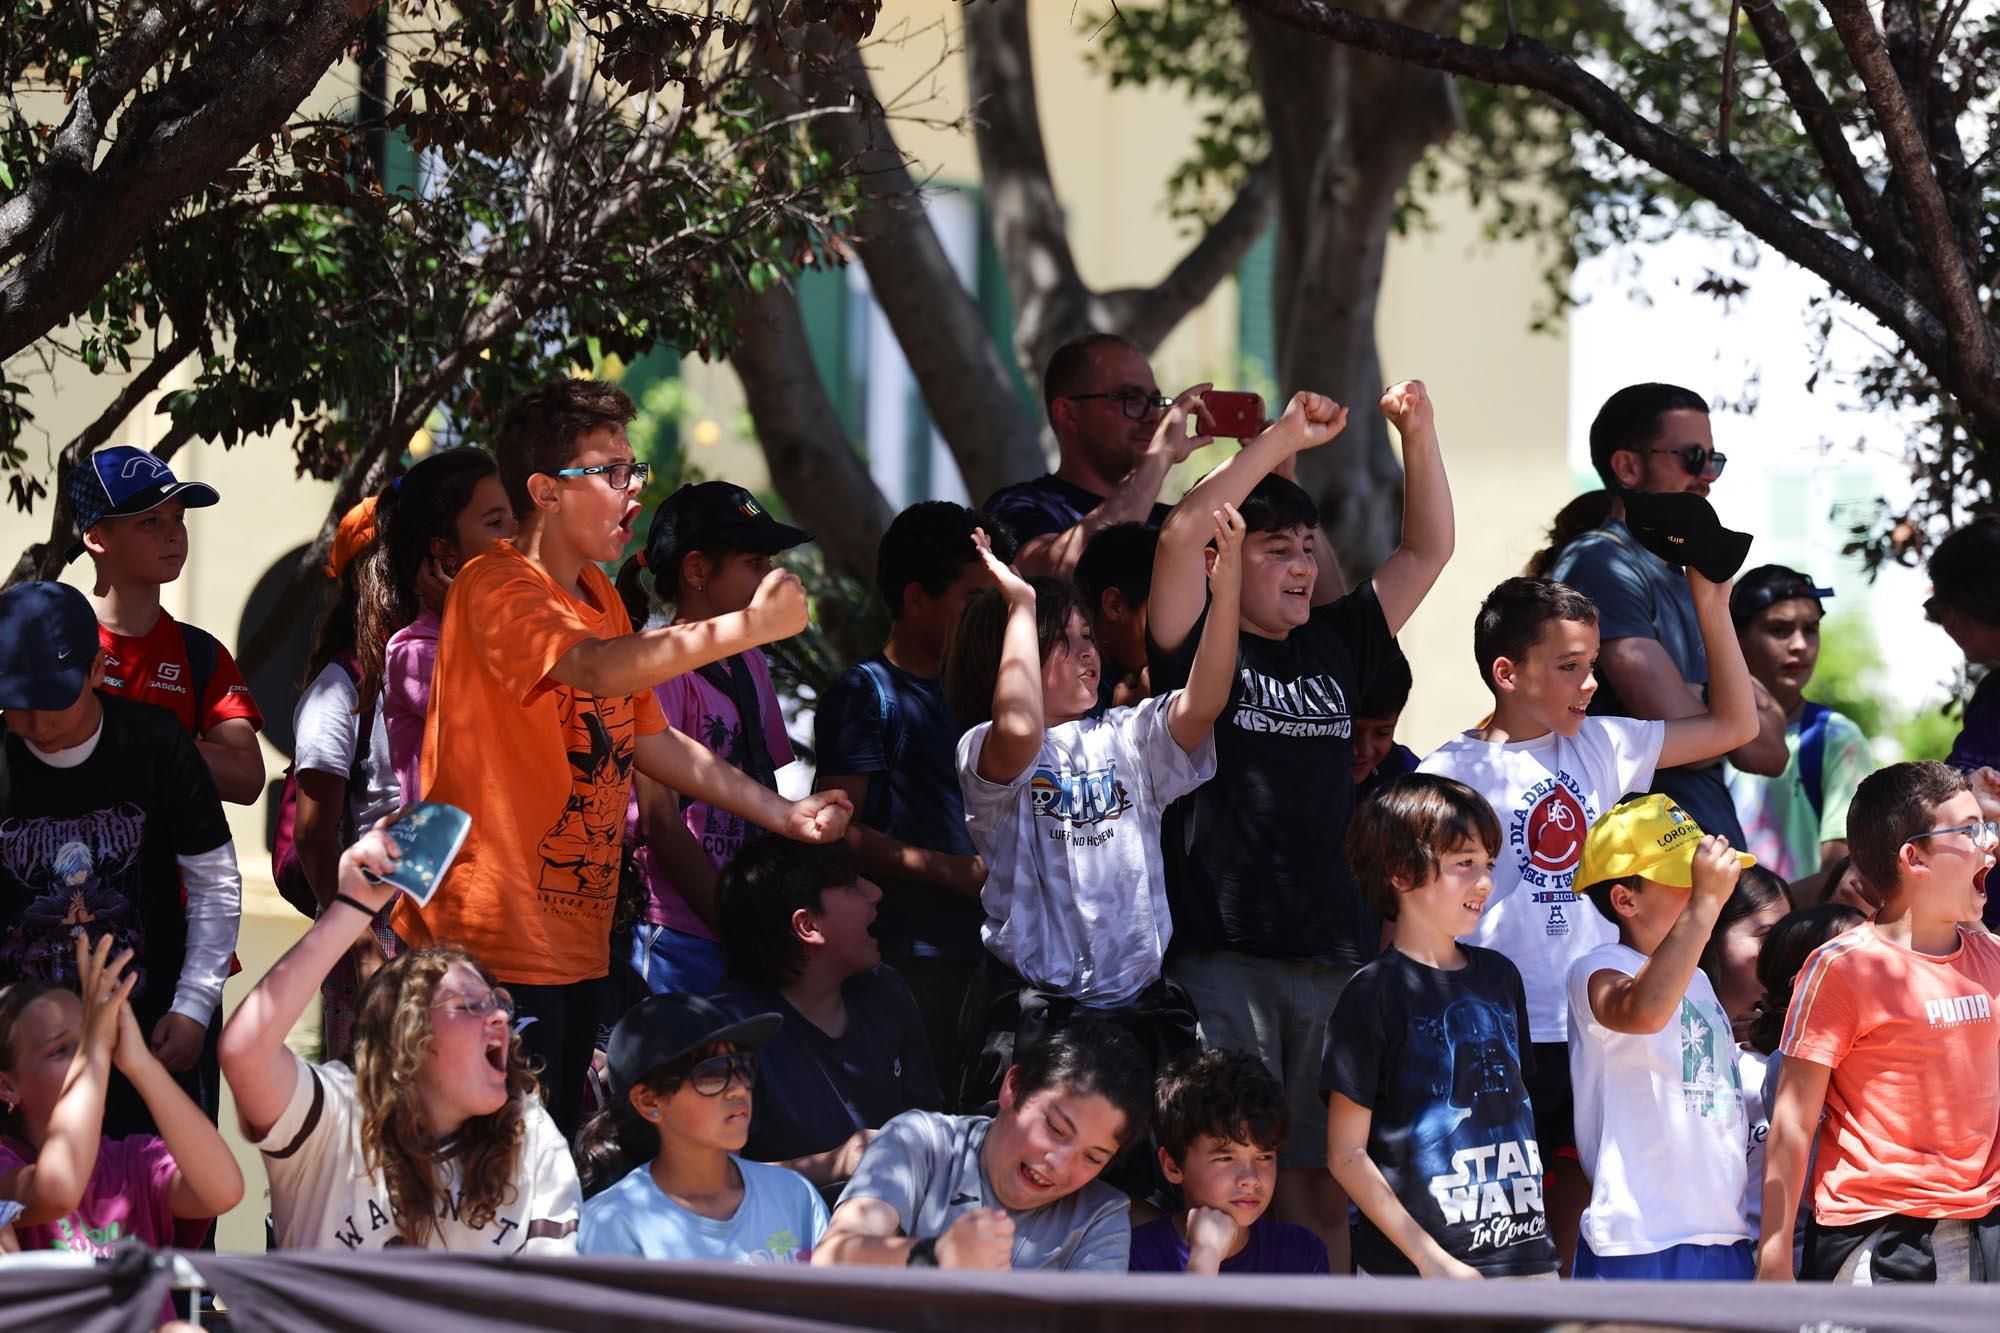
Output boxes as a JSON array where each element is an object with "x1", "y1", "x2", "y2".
[
  {"x1": 642, "y1": 482, "x2": 812, "y2": 584},
  {"x1": 1620, "y1": 489, "x2": 1754, "y2": 584},
  {"x1": 604, "y1": 992, "x2": 782, "y2": 1101},
  {"x1": 1730, "y1": 564, "x2": 1834, "y2": 628},
  {"x1": 0, "y1": 582, "x2": 103, "y2": 711},
  {"x1": 65, "y1": 446, "x2": 221, "y2": 564}
]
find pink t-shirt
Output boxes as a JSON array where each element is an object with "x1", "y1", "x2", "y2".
[
  {"x1": 0, "y1": 1133, "x2": 178, "y2": 1254},
  {"x1": 382, "y1": 609, "x2": 442, "y2": 804},
  {"x1": 626, "y1": 649, "x2": 794, "y2": 939}
]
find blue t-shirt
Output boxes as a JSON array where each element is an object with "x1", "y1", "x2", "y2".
[
  {"x1": 1549, "y1": 520, "x2": 1745, "y2": 846},
  {"x1": 815, "y1": 655, "x2": 982, "y2": 960},
  {"x1": 1127, "y1": 1216, "x2": 1329, "y2": 1274},
  {"x1": 577, "y1": 1157, "x2": 828, "y2": 1263},
  {"x1": 1949, "y1": 672, "x2": 2000, "y2": 774},
  {"x1": 710, "y1": 967, "x2": 943, "y2": 1164},
  {"x1": 983, "y1": 473, "x2": 1172, "y2": 544}
]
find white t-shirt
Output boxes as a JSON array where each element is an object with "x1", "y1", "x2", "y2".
[
  {"x1": 293, "y1": 661, "x2": 403, "y2": 832},
  {"x1": 1566, "y1": 944, "x2": 1749, "y2": 1256},
  {"x1": 253, "y1": 1052, "x2": 580, "y2": 1253},
  {"x1": 958, "y1": 693, "x2": 1215, "y2": 1007},
  {"x1": 1737, "y1": 1045, "x2": 1770, "y2": 1236},
  {"x1": 1417, "y1": 716, "x2": 1665, "y2": 1041}
]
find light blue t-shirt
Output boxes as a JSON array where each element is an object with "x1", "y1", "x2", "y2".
[{"x1": 578, "y1": 1156, "x2": 829, "y2": 1263}]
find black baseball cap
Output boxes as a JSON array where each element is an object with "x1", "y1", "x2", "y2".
[
  {"x1": 0, "y1": 582, "x2": 102, "y2": 710},
  {"x1": 1730, "y1": 565, "x2": 1834, "y2": 627},
  {"x1": 1621, "y1": 489, "x2": 1754, "y2": 583},
  {"x1": 642, "y1": 482, "x2": 811, "y2": 581},
  {"x1": 604, "y1": 993, "x2": 782, "y2": 1100},
  {"x1": 64, "y1": 446, "x2": 220, "y2": 564}
]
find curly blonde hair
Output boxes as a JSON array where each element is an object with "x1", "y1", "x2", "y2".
[{"x1": 349, "y1": 947, "x2": 541, "y2": 1246}]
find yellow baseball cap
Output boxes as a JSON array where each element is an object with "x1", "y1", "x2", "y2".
[{"x1": 1577, "y1": 793, "x2": 1756, "y2": 891}]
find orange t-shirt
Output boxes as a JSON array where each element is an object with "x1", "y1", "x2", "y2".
[
  {"x1": 394, "y1": 543, "x2": 665, "y2": 986},
  {"x1": 1780, "y1": 922, "x2": 2000, "y2": 1224}
]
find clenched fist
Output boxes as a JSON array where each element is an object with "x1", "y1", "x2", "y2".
[
  {"x1": 936, "y1": 1208, "x2": 1014, "y2": 1270},
  {"x1": 746, "y1": 568, "x2": 810, "y2": 641},
  {"x1": 1379, "y1": 380, "x2": 1435, "y2": 436}
]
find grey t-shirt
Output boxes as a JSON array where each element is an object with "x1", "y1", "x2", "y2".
[
  {"x1": 1549, "y1": 519, "x2": 1744, "y2": 845},
  {"x1": 835, "y1": 1110, "x2": 1130, "y2": 1271}
]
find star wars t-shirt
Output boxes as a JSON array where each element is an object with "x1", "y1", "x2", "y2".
[
  {"x1": 1320, "y1": 946, "x2": 1556, "y2": 1277},
  {"x1": 1149, "y1": 582, "x2": 1400, "y2": 966},
  {"x1": 0, "y1": 694, "x2": 232, "y2": 1026},
  {"x1": 1417, "y1": 715, "x2": 1664, "y2": 1042}
]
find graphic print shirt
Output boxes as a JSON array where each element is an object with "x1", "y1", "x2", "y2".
[
  {"x1": 98, "y1": 611, "x2": 264, "y2": 737},
  {"x1": 1320, "y1": 946, "x2": 1556, "y2": 1277},
  {"x1": 396, "y1": 543, "x2": 666, "y2": 986},
  {"x1": 958, "y1": 693, "x2": 1215, "y2": 1006},
  {"x1": 1567, "y1": 943, "x2": 1749, "y2": 1255},
  {"x1": 1417, "y1": 715, "x2": 1665, "y2": 1042},
  {"x1": 1149, "y1": 582, "x2": 1399, "y2": 966}
]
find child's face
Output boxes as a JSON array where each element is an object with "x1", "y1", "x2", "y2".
[
  {"x1": 1350, "y1": 714, "x2": 1401, "y2": 784},
  {"x1": 1238, "y1": 525, "x2": 1316, "y2": 637},
  {"x1": 1095, "y1": 591, "x2": 1149, "y2": 679},
  {"x1": 1497, "y1": 618, "x2": 1599, "y2": 736},
  {"x1": 1160, "y1": 1132, "x2": 1277, "y2": 1228},
  {"x1": 445, "y1": 474, "x2": 518, "y2": 570},
  {"x1": 649, "y1": 1044, "x2": 756, "y2": 1155},
  {"x1": 0, "y1": 991, "x2": 83, "y2": 1137},
  {"x1": 87, "y1": 500, "x2": 189, "y2": 586},
  {"x1": 908, "y1": 562, "x2": 988, "y2": 660},
  {"x1": 1901, "y1": 791, "x2": 1996, "y2": 922},
  {"x1": 1040, "y1": 609, "x2": 1101, "y2": 721},
  {"x1": 3, "y1": 652, "x2": 105, "y2": 752},
  {"x1": 1740, "y1": 598, "x2": 1821, "y2": 699},
  {"x1": 698, "y1": 550, "x2": 775, "y2": 617},
  {"x1": 1398, "y1": 839, "x2": 1494, "y2": 939},
  {"x1": 543, "y1": 425, "x2": 642, "y2": 564},
  {"x1": 1610, "y1": 876, "x2": 1692, "y2": 947},
  {"x1": 806, "y1": 877, "x2": 883, "y2": 979},
  {"x1": 1714, "y1": 896, "x2": 1787, "y2": 1023},
  {"x1": 414, "y1": 963, "x2": 514, "y2": 1131},
  {"x1": 988, "y1": 1075, "x2": 1125, "y2": 1211}
]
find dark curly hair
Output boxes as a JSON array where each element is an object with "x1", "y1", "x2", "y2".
[{"x1": 1153, "y1": 1048, "x2": 1289, "y2": 1163}]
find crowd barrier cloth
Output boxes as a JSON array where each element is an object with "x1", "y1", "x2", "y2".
[{"x1": 3, "y1": 1248, "x2": 1994, "y2": 1332}]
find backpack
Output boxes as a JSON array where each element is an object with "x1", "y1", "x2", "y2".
[
  {"x1": 180, "y1": 622, "x2": 220, "y2": 718},
  {"x1": 855, "y1": 659, "x2": 907, "y2": 830},
  {"x1": 271, "y1": 654, "x2": 365, "y2": 919},
  {"x1": 1797, "y1": 701, "x2": 1833, "y2": 822}
]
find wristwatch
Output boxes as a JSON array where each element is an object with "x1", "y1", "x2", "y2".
[{"x1": 905, "y1": 1237, "x2": 939, "y2": 1268}]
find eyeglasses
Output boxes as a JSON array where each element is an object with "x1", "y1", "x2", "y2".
[
  {"x1": 687, "y1": 1052, "x2": 758, "y2": 1096},
  {"x1": 1907, "y1": 820, "x2": 2000, "y2": 851},
  {"x1": 1642, "y1": 445, "x2": 1728, "y2": 479},
  {"x1": 553, "y1": 461, "x2": 651, "y2": 492},
  {"x1": 431, "y1": 986, "x2": 515, "y2": 1021},
  {"x1": 1066, "y1": 389, "x2": 1172, "y2": 421}
]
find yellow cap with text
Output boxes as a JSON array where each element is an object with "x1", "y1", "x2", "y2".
[{"x1": 1577, "y1": 793, "x2": 1756, "y2": 891}]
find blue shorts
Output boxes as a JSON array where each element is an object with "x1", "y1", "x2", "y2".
[
  {"x1": 628, "y1": 923, "x2": 725, "y2": 996},
  {"x1": 1574, "y1": 1238, "x2": 1754, "y2": 1281}
]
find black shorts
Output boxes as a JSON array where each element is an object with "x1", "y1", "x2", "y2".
[{"x1": 1525, "y1": 1040, "x2": 1578, "y2": 1159}]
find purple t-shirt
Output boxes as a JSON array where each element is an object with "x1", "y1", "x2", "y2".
[
  {"x1": 382, "y1": 609, "x2": 442, "y2": 804},
  {"x1": 0, "y1": 1133, "x2": 178, "y2": 1254},
  {"x1": 626, "y1": 648, "x2": 794, "y2": 939},
  {"x1": 1126, "y1": 1215, "x2": 1329, "y2": 1274}
]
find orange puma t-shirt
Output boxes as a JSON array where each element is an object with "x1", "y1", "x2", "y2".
[{"x1": 394, "y1": 543, "x2": 665, "y2": 986}]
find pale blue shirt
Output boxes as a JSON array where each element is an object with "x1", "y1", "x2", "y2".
[{"x1": 578, "y1": 1157, "x2": 828, "y2": 1263}]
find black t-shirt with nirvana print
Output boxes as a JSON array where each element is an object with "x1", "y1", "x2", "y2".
[{"x1": 1149, "y1": 581, "x2": 1397, "y2": 966}]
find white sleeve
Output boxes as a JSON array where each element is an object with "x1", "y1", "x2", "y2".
[
  {"x1": 1124, "y1": 693, "x2": 1216, "y2": 806},
  {"x1": 1595, "y1": 715, "x2": 1666, "y2": 796},
  {"x1": 171, "y1": 841, "x2": 241, "y2": 1025},
  {"x1": 515, "y1": 1103, "x2": 582, "y2": 1254},
  {"x1": 292, "y1": 664, "x2": 362, "y2": 778},
  {"x1": 956, "y1": 723, "x2": 1034, "y2": 824}
]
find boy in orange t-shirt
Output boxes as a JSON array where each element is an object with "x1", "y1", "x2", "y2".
[
  {"x1": 399, "y1": 379, "x2": 851, "y2": 1135},
  {"x1": 1759, "y1": 760, "x2": 2000, "y2": 1284}
]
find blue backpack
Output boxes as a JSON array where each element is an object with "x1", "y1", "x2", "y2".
[{"x1": 1797, "y1": 701, "x2": 1833, "y2": 820}]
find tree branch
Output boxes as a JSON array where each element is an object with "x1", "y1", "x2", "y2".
[
  {"x1": 1717, "y1": 0, "x2": 1742, "y2": 160},
  {"x1": 1096, "y1": 160, "x2": 1276, "y2": 354}
]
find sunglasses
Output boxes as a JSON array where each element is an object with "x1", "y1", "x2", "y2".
[
  {"x1": 1641, "y1": 444, "x2": 1728, "y2": 479},
  {"x1": 687, "y1": 1051, "x2": 758, "y2": 1096}
]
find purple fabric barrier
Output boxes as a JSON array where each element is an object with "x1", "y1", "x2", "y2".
[{"x1": 0, "y1": 1247, "x2": 170, "y2": 1333}]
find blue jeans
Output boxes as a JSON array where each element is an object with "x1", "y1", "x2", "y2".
[
  {"x1": 1575, "y1": 1238, "x2": 1754, "y2": 1280},
  {"x1": 629, "y1": 923, "x2": 726, "y2": 996}
]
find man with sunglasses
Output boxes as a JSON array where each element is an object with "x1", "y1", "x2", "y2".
[
  {"x1": 986, "y1": 332, "x2": 1203, "y2": 579},
  {"x1": 1759, "y1": 761, "x2": 2000, "y2": 1284},
  {"x1": 1550, "y1": 383, "x2": 1789, "y2": 849}
]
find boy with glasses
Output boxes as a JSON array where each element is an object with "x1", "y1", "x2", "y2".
[
  {"x1": 400, "y1": 378, "x2": 852, "y2": 1137},
  {"x1": 1758, "y1": 761, "x2": 2000, "y2": 1283},
  {"x1": 1550, "y1": 384, "x2": 1789, "y2": 846}
]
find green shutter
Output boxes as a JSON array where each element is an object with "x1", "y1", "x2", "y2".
[
  {"x1": 795, "y1": 264, "x2": 857, "y2": 439},
  {"x1": 975, "y1": 201, "x2": 1035, "y2": 413},
  {"x1": 1237, "y1": 223, "x2": 1276, "y2": 387}
]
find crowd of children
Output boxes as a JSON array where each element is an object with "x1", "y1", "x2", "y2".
[{"x1": 3, "y1": 340, "x2": 2000, "y2": 1299}]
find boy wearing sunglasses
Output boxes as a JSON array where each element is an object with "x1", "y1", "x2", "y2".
[
  {"x1": 1758, "y1": 761, "x2": 2000, "y2": 1283},
  {"x1": 1550, "y1": 383, "x2": 1789, "y2": 849},
  {"x1": 404, "y1": 378, "x2": 852, "y2": 1138}
]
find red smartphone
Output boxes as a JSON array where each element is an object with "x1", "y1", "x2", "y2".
[{"x1": 1201, "y1": 390, "x2": 1265, "y2": 439}]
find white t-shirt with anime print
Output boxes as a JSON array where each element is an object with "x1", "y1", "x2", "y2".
[
  {"x1": 957, "y1": 693, "x2": 1216, "y2": 1007},
  {"x1": 253, "y1": 1051, "x2": 580, "y2": 1254}
]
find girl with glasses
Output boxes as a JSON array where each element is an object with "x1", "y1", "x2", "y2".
[{"x1": 576, "y1": 993, "x2": 828, "y2": 1262}]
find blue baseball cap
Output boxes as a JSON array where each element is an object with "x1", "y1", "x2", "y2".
[
  {"x1": 0, "y1": 582, "x2": 102, "y2": 710},
  {"x1": 64, "y1": 446, "x2": 220, "y2": 563}
]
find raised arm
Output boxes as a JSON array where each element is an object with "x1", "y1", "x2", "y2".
[
  {"x1": 112, "y1": 1001, "x2": 243, "y2": 1220},
  {"x1": 1012, "y1": 385, "x2": 1211, "y2": 579},
  {"x1": 1658, "y1": 572, "x2": 1763, "y2": 771},
  {"x1": 548, "y1": 568, "x2": 808, "y2": 698},
  {"x1": 220, "y1": 824, "x2": 402, "y2": 1140},
  {"x1": 972, "y1": 530, "x2": 1047, "y2": 786},
  {"x1": 1152, "y1": 392, "x2": 1349, "y2": 655},
  {"x1": 1585, "y1": 836, "x2": 1740, "y2": 1034},
  {"x1": 1369, "y1": 381, "x2": 1454, "y2": 635},
  {"x1": 1756, "y1": 1054, "x2": 1831, "y2": 1281},
  {"x1": 1166, "y1": 503, "x2": 1245, "y2": 754},
  {"x1": 632, "y1": 728, "x2": 851, "y2": 846}
]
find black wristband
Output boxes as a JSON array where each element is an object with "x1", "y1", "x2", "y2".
[
  {"x1": 904, "y1": 1236, "x2": 939, "y2": 1268},
  {"x1": 330, "y1": 892, "x2": 377, "y2": 917}
]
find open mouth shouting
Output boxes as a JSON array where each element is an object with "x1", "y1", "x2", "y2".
[{"x1": 484, "y1": 1033, "x2": 508, "y2": 1074}]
